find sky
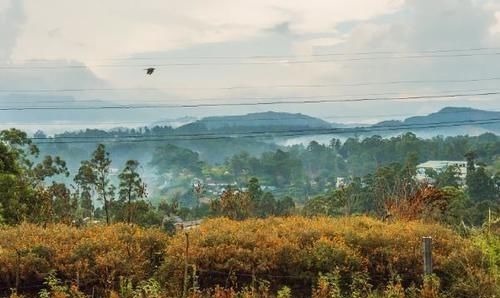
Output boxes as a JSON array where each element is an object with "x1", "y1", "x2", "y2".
[{"x1": 1, "y1": 0, "x2": 500, "y2": 133}]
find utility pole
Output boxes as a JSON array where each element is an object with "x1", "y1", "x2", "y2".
[{"x1": 422, "y1": 237, "x2": 433, "y2": 275}]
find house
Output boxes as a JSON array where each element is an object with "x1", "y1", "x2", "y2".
[
  {"x1": 416, "y1": 160, "x2": 468, "y2": 183},
  {"x1": 336, "y1": 177, "x2": 346, "y2": 188}
]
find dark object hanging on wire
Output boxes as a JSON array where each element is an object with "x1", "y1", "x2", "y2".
[{"x1": 145, "y1": 67, "x2": 156, "y2": 75}]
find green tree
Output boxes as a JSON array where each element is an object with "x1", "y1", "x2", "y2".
[
  {"x1": 303, "y1": 194, "x2": 335, "y2": 216},
  {"x1": 258, "y1": 192, "x2": 277, "y2": 217},
  {"x1": 75, "y1": 144, "x2": 115, "y2": 224},
  {"x1": 118, "y1": 160, "x2": 147, "y2": 224},
  {"x1": 74, "y1": 161, "x2": 95, "y2": 219},
  {"x1": 435, "y1": 165, "x2": 462, "y2": 188},
  {"x1": 150, "y1": 144, "x2": 203, "y2": 175},
  {"x1": 465, "y1": 151, "x2": 477, "y2": 173},
  {"x1": 247, "y1": 177, "x2": 263, "y2": 203},
  {"x1": 0, "y1": 129, "x2": 69, "y2": 224},
  {"x1": 467, "y1": 166, "x2": 496, "y2": 202},
  {"x1": 276, "y1": 196, "x2": 296, "y2": 216},
  {"x1": 210, "y1": 187, "x2": 252, "y2": 220}
]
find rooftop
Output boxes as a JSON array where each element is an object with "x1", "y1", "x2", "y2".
[{"x1": 417, "y1": 160, "x2": 466, "y2": 169}]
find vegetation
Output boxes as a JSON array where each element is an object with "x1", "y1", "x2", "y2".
[
  {"x1": 0, "y1": 217, "x2": 498, "y2": 297},
  {"x1": 0, "y1": 127, "x2": 498, "y2": 297}
]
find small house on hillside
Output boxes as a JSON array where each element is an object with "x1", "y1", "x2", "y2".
[{"x1": 416, "y1": 160, "x2": 467, "y2": 184}]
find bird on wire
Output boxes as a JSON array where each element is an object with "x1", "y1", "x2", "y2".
[{"x1": 145, "y1": 67, "x2": 156, "y2": 75}]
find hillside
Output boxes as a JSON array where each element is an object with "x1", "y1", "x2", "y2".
[
  {"x1": 177, "y1": 111, "x2": 332, "y2": 133},
  {"x1": 175, "y1": 107, "x2": 500, "y2": 139},
  {"x1": 371, "y1": 107, "x2": 500, "y2": 136}
]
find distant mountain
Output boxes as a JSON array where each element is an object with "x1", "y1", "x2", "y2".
[
  {"x1": 177, "y1": 111, "x2": 333, "y2": 133},
  {"x1": 173, "y1": 108, "x2": 499, "y2": 139},
  {"x1": 150, "y1": 116, "x2": 197, "y2": 128},
  {"x1": 371, "y1": 107, "x2": 500, "y2": 136}
]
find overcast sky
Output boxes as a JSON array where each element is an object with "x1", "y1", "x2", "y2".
[{"x1": 1, "y1": 0, "x2": 500, "y2": 132}]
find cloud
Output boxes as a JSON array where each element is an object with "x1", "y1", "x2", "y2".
[
  {"x1": 10, "y1": 0, "x2": 402, "y2": 62},
  {"x1": 262, "y1": 0, "x2": 500, "y2": 120},
  {"x1": 2, "y1": 0, "x2": 500, "y2": 126},
  {"x1": 0, "y1": 0, "x2": 26, "y2": 59}
]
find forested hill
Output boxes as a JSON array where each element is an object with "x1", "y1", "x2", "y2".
[
  {"x1": 176, "y1": 107, "x2": 500, "y2": 136},
  {"x1": 176, "y1": 111, "x2": 333, "y2": 133},
  {"x1": 372, "y1": 107, "x2": 500, "y2": 135}
]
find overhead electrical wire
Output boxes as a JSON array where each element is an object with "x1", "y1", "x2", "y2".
[
  {"x1": 31, "y1": 118, "x2": 500, "y2": 144},
  {"x1": 2, "y1": 46, "x2": 499, "y2": 144},
  {"x1": 104, "y1": 46, "x2": 500, "y2": 60},
  {"x1": 4, "y1": 107, "x2": 500, "y2": 127},
  {"x1": 2, "y1": 76, "x2": 500, "y2": 93},
  {"x1": 1, "y1": 87, "x2": 499, "y2": 107},
  {"x1": 2, "y1": 45, "x2": 500, "y2": 63},
  {"x1": 1, "y1": 90, "x2": 498, "y2": 111},
  {"x1": 0, "y1": 47, "x2": 500, "y2": 70},
  {"x1": 1, "y1": 52, "x2": 500, "y2": 70}
]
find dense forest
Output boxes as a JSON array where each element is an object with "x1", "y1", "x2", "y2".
[{"x1": 0, "y1": 127, "x2": 498, "y2": 297}]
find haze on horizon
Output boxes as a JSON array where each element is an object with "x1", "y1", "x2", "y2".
[{"x1": 1, "y1": 0, "x2": 500, "y2": 133}]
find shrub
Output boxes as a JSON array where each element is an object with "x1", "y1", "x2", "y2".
[
  {"x1": 0, "y1": 223, "x2": 168, "y2": 296},
  {"x1": 158, "y1": 216, "x2": 496, "y2": 296}
]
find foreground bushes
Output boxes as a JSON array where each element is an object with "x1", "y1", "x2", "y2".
[
  {"x1": 0, "y1": 217, "x2": 498, "y2": 297},
  {"x1": 0, "y1": 223, "x2": 167, "y2": 296},
  {"x1": 160, "y1": 216, "x2": 498, "y2": 297}
]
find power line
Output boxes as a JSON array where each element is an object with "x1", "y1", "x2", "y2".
[
  {"x1": 5, "y1": 46, "x2": 500, "y2": 63},
  {"x1": 2, "y1": 87, "x2": 499, "y2": 106},
  {"x1": 2, "y1": 76, "x2": 500, "y2": 93},
  {"x1": 1, "y1": 90, "x2": 498, "y2": 111},
  {"x1": 32, "y1": 118, "x2": 500, "y2": 144},
  {"x1": 1, "y1": 52, "x2": 500, "y2": 70},
  {"x1": 4, "y1": 107, "x2": 500, "y2": 127},
  {"x1": 104, "y1": 46, "x2": 500, "y2": 60}
]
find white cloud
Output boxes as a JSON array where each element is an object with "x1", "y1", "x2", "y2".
[
  {"x1": 2, "y1": 0, "x2": 500, "y2": 126},
  {"x1": 490, "y1": 11, "x2": 500, "y2": 34},
  {"x1": 0, "y1": 0, "x2": 25, "y2": 59},
  {"x1": 0, "y1": 0, "x2": 10, "y2": 11},
  {"x1": 10, "y1": 0, "x2": 403, "y2": 62}
]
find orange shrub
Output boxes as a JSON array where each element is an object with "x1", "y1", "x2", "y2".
[
  {"x1": 158, "y1": 216, "x2": 494, "y2": 297},
  {"x1": 0, "y1": 217, "x2": 496, "y2": 297},
  {"x1": 0, "y1": 223, "x2": 168, "y2": 296}
]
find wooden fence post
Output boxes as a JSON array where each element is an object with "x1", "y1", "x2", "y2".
[
  {"x1": 182, "y1": 232, "x2": 189, "y2": 298},
  {"x1": 422, "y1": 236, "x2": 432, "y2": 275}
]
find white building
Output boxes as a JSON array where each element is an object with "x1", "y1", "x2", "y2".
[
  {"x1": 336, "y1": 177, "x2": 346, "y2": 188},
  {"x1": 416, "y1": 160, "x2": 467, "y2": 183}
]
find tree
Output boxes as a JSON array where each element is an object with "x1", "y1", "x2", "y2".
[
  {"x1": 247, "y1": 177, "x2": 263, "y2": 203},
  {"x1": 464, "y1": 151, "x2": 477, "y2": 173},
  {"x1": 465, "y1": 151, "x2": 496, "y2": 203},
  {"x1": 74, "y1": 161, "x2": 96, "y2": 219},
  {"x1": 467, "y1": 166, "x2": 496, "y2": 202},
  {"x1": 118, "y1": 160, "x2": 147, "y2": 224},
  {"x1": 276, "y1": 196, "x2": 295, "y2": 216},
  {"x1": 435, "y1": 165, "x2": 462, "y2": 188},
  {"x1": 75, "y1": 144, "x2": 115, "y2": 224},
  {"x1": 303, "y1": 195, "x2": 334, "y2": 216},
  {"x1": 257, "y1": 192, "x2": 277, "y2": 217},
  {"x1": 210, "y1": 187, "x2": 252, "y2": 220},
  {"x1": 0, "y1": 129, "x2": 70, "y2": 224},
  {"x1": 150, "y1": 144, "x2": 203, "y2": 175}
]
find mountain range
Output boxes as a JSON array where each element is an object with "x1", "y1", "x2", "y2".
[
  {"x1": 371, "y1": 107, "x2": 500, "y2": 136},
  {"x1": 172, "y1": 107, "x2": 500, "y2": 137}
]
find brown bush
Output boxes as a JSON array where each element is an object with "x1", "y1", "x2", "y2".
[
  {"x1": 0, "y1": 223, "x2": 168, "y2": 295},
  {"x1": 158, "y1": 216, "x2": 496, "y2": 297},
  {"x1": 0, "y1": 217, "x2": 496, "y2": 297}
]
